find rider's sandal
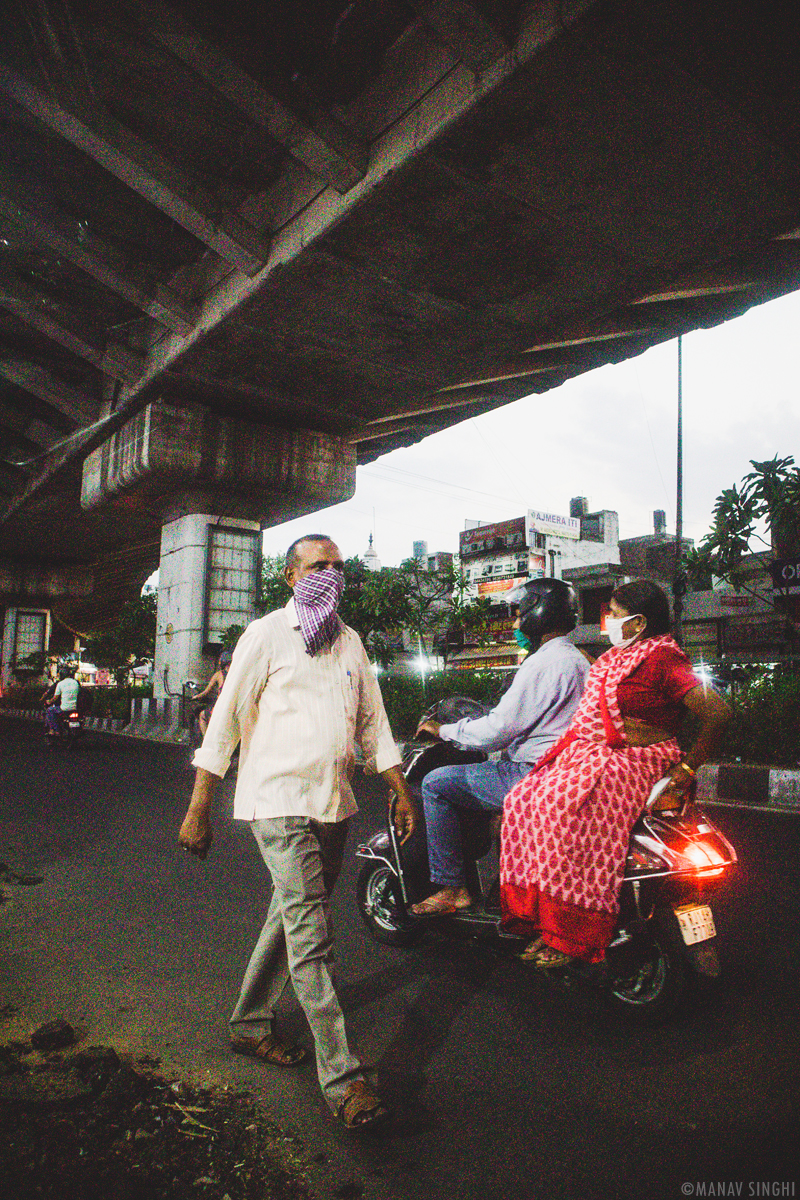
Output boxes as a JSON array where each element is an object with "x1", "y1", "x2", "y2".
[
  {"x1": 230, "y1": 1031, "x2": 307, "y2": 1067},
  {"x1": 518, "y1": 935, "x2": 547, "y2": 961},
  {"x1": 334, "y1": 1080, "x2": 390, "y2": 1133},
  {"x1": 410, "y1": 892, "x2": 473, "y2": 917},
  {"x1": 530, "y1": 944, "x2": 572, "y2": 970}
]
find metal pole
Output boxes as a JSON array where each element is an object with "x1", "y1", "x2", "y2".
[{"x1": 673, "y1": 335, "x2": 685, "y2": 646}]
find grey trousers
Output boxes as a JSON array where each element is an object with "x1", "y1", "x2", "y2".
[{"x1": 229, "y1": 815, "x2": 363, "y2": 1109}]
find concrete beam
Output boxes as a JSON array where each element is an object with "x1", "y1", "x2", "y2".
[
  {"x1": 631, "y1": 268, "x2": 757, "y2": 305},
  {"x1": 436, "y1": 362, "x2": 564, "y2": 392},
  {"x1": 357, "y1": 387, "x2": 521, "y2": 429},
  {"x1": 0, "y1": 400, "x2": 59, "y2": 450},
  {"x1": 0, "y1": 58, "x2": 270, "y2": 275},
  {"x1": 95, "y1": 3, "x2": 597, "y2": 416},
  {"x1": 0, "y1": 360, "x2": 98, "y2": 425},
  {"x1": 0, "y1": 266, "x2": 143, "y2": 385},
  {"x1": 122, "y1": 0, "x2": 369, "y2": 194},
  {"x1": 80, "y1": 400, "x2": 357, "y2": 522},
  {"x1": 411, "y1": 1, "x2": 511, "y2": 73},
  {"x1": 0, "y1": 558, "x2": 94, "y2": 603},
  {"x1": 0, "y1": 195, "x2": 197, "y2": 336}
]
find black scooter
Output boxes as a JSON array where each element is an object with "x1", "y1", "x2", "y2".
[{"x1": 356, "y1": 697, "x2": 738, "y2": 1023}]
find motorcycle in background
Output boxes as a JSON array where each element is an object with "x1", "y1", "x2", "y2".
[{"x1": 356, "y1": 697, "x2": 738, "y2": 1023}]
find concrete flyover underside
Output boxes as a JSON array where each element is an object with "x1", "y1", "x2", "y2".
[{"x1": 1, "y1": 0, "x2": 800, "y2": 631}]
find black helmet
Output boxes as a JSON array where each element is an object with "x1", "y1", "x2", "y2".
[{"x1": 506, "y1": 578, "x2": 578, "y2": 649}]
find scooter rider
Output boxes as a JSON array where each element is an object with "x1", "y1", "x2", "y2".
[
  {"x1": 44, "y1": 667, "x2": 81, "y2": 737},
  {"x1": 410, "y1": 579, "x2": 590, "y2": 915}
]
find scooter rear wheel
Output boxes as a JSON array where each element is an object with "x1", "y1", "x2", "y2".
[{"x1": 357, "y1": 863, "x2": 425, "y2": 947}]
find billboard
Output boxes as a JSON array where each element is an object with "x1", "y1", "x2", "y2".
[
  {"x1": 526, "y1": 508, "x2": 580, "y2": 541},
  {"x1": 769, "y1": 557, "x2": 800, "y2": 595},
  {"x1": 477, "y1": 577, "x2": 521, "y2": 596},
  {"x1": 460, "y1": 516, "x2": 526, "y2": 559}
]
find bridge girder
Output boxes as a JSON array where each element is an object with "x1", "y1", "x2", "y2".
[{"x1": 0, "y1": 0, "x2": 799, "y2": 631}]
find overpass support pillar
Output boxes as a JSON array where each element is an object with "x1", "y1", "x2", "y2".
[
  {"x1": 153, "y1": 514, "x2": 261, "y2": 703},
  {"x1": 1, "y1": 606, "x2": 51, "y2": 691}
]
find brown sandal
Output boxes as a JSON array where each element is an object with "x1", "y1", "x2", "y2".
[
  {"x1": 230, "y1": 1031, "x2": 307, "y2": 1067},
  {"x1": 529, "y1": 944, "x2": 572, "y2": 969},
  {"x1": 334, "y1": 1080, "x2": 390, "y2": 1132},
  {"x1": 518, "y1": 935, "x2": 547, "y2": 961}
]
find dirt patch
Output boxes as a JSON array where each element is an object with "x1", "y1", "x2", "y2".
[{"x1": 0, "y1": 1038, "x2": 316, "y2": 1200}]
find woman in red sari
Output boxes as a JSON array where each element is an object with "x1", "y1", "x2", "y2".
[{"x1": 500, "y1": 580, "x2": 731, "y2": 968}]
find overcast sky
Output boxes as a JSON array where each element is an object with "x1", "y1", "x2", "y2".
[{"x1": 261, "y1": 287, "x2": 800, "y2": 568}]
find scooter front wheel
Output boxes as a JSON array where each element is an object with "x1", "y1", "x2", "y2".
[
  {"x1": 604, "y1": 923, "x2": 688, "y2": 1024},
  {"x1": 357, "y1": 863, "x2": 425, "y2": 947}
]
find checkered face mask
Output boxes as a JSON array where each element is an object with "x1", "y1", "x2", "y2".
[{"x1": 293, "y1": 568, "x2": 345, "y2": 655}]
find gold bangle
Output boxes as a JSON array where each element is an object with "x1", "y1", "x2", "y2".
[{"x1": 676, "y1": 761, "x2": 696, "y2": 779}]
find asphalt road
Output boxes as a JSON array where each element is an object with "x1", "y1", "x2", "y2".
[{"x1": 2, "y1": 717, "x2": 799, "y2": 1200}]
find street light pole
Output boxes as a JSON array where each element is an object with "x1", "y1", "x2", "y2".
[{"x1": 673, "y1": 334, "x2": 685, "y2": 646}]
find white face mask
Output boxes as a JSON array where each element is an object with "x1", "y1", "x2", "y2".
[{"x1": 605, "y1": 613, "x2": 644, "y2": 648}]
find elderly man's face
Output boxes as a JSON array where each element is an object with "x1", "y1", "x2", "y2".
[{"x1": 286, "y1": 539, "x2": 345, "y2": 589}]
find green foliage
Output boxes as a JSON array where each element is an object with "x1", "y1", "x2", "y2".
[
  {"x1": 686, "y1": 456, "x2": 800, "y2": 590},
  {"x1": 84, "y1": 591, "x2": 157, "y2": 685},
  {"x1": 340, "y1": 559, "x2": 414, "y2": 668},
  {"x1": 0, "y1": 683, "x2": 49, "y2": 710},
  {"x1": 259, "y1": 554, "x2": 290, "y2": 612},
  {"x1": 718, "y1": 664, "x2": 800, "y2": 767},
  {"x1": 377, "y1": 669, "x2": 505, "y2": 739},
  {"x1": 257, "y1": 552, "x2": 505, "y2": 671},
  {"x1": 258, "y1": 554, "x2": 415, "y2": 668},
  {"x1": 220, "y1": 624, "x2": 246, "y2": 652}
]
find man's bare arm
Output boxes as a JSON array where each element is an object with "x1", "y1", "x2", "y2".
[
  {"x1": 379, "y1": 764, "x2": 418, "y2": 844},
  {"x1": 178, "y1": 767, "x2": 221, "y2": 859}
]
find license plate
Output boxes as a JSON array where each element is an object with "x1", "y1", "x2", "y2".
[{"x1": 674, "y1": 904, "x2": 716, "y2": 945}]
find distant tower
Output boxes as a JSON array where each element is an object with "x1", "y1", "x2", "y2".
[
  {"x1": 413, "y1": 540, "x2": 428, "y2": 562},
  {"x1": 363, "y1": 532, "x2": 381, "y2": 572}
]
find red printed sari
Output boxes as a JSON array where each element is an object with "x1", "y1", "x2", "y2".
[{"x1": 500, "y1": 634, "x2": 683, "y2": 962}]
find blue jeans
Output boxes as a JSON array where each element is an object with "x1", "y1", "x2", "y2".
[{"x1": 422, "y1": 760, "x2": 534, "y2": 888}]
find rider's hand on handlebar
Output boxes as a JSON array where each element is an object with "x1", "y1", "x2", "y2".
[
  {"x1": 651, "y1": 776, "x2": 689, "y2": 812},
  {"x1": 415, "y1": 717, "x2": 442, "y2": 740}
]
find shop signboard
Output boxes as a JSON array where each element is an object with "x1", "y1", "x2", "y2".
[
  {"x1": 477, "y1": 577, "x2": 521, "y2": 596},
  {"x1": 460, "y1": 516, "x2": 526, "y2": 559},
  {"x1": 769, "y1": 557, "x2": 800, "y2": 595},
  {"x1": 724, "y1": 618, "x2": 786, "y2": 651},
  {"x1": 718, "y1": 594, "x2": 753, "y2": 609},
  {"x1": 526, "y1": 508, "x2": 580, "y2": 542}
]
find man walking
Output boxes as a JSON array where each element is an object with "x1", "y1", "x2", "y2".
[
  {"x1": 410, "y1": 579, "x2": 589, "y2": 917},
  {"x1": 179, "y1": 535, "x2": 416, "y2": 1130}
]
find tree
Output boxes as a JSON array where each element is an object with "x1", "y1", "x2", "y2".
[
  {"x1": 257, "y1": 552, "x2": 493, "y2": 670},
  {"x1": 685, "y1": 455, "x2": 800, "y2": 631},
  {"x1": 259, "y1": 554, "x2": 291, "y2": 613},
  {"x1": 84, "y1": 590, "x2": 157, "y2": 686}
]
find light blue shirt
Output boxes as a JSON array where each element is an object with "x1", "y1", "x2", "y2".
[{"x1": 438, "y1": 636, "x2": 590, "y2": 763}]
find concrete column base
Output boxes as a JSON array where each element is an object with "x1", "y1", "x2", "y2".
[{"x1": 153, "y1": 513, "x2": 260, "y2": 701}]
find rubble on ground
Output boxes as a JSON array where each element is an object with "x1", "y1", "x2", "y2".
[{"x1": 0, "y1": 1035, "x2": 315, "y2": 1200}]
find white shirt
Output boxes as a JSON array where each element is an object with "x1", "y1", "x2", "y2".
[
  {"x1": 54, "y1": 677, "x2": 81, "y2": 711},
  {"x1": 193, "y1": 599, "x2": 401, "y2": 822}
]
